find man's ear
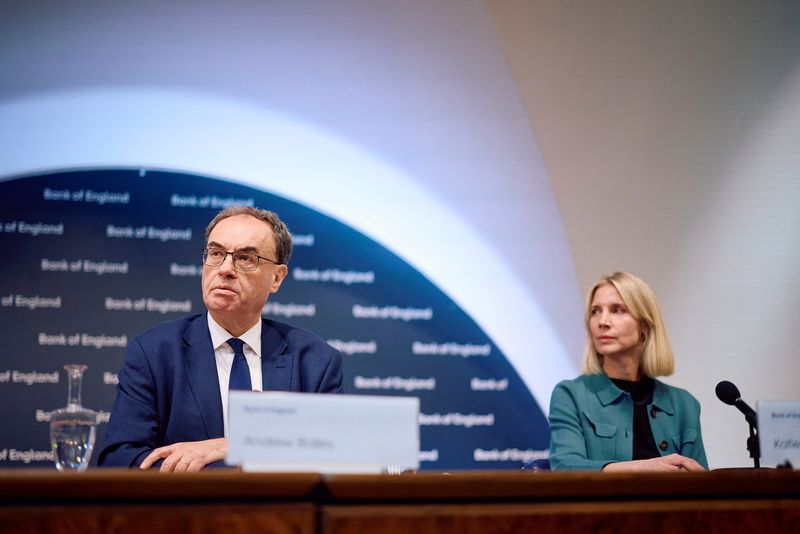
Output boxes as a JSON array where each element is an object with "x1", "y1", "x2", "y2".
[{"x1": 270, "y1": 264, "x2": 289, "y2": 293}]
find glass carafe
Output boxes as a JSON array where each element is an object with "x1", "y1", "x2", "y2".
[{"x1": 49, "y1": 364, "x2": 98, "y2": 471}]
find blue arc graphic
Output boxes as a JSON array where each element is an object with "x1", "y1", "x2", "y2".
[{"x1": 0, "y1": 169, "x2": 550, "y2": 469}]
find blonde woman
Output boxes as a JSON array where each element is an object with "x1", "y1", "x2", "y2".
[{"x1": 549, "y1": 272, "x2": 707, "y2": 471}]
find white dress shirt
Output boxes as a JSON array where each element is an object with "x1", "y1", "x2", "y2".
[{"x1": 207, "y1": 313, "x2": 263, "y2": 437}]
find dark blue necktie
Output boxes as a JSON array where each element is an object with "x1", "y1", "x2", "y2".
[{"x1": 227, "y1": 338, "x2": 252, "y2": 391}]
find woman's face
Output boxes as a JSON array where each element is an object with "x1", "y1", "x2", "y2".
[{"x1": 589, "y1": 283, "x2": 643, "y2": 360}]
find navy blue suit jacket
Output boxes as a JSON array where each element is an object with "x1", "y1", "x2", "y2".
[{"x1": 98, "y1": 313, "x2": 343, "y2": 467}]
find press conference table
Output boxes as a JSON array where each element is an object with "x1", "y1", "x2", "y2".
[{"x1": 1, "y1": 468, "x2": 798, "y2": 533}]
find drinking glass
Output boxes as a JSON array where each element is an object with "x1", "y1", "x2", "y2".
[{"x1": 49, "y1": 364, "x2": 98, "y2": 471}]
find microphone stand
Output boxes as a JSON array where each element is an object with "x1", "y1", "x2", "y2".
[
  {"x1": 745, "y1": 414, "x2": 760, "y2": 469},
  {"x1": 716, "y1": 383, "x2": 762, "y2": 468}
]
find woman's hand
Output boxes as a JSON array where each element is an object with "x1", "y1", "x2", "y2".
[{"x1": 602, "y1": 453, "x2": 706, "y2": 472}]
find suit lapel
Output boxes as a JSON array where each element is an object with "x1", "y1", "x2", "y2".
[
  {"x1": 182, "y1": 315, "x2": 224, "y2": 438},
  {"x1": 261, "y1": 319, "x2": 294, "y2": 391}
]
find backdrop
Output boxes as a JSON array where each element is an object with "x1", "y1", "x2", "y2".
[
  {"x1": 0, "y1": 1, "x2": 580, "y2": 470},
  {"x1": 1, "y1": 0, "x2": 797, "y2": 470}
]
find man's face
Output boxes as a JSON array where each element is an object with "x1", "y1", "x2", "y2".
[{"x1": 201, "y1": 214, "x2": 287, "y2": 328}]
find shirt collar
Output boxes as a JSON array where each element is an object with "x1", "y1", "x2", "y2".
[
  {"x1": 206, "y1": 312, "x2": 262, "y2": 357},
  {"x1": 652, "y1": 379, "x2": 676, "y2": 414},
  {"x1": 593, "y1": 372, "x2": 675, "y2": 414},
  {"x1": 594, "y1": 373, "x2": 625, "y2": 406}
]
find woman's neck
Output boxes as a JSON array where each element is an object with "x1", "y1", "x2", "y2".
[{"x1": 602, "y1": 350, "x2": 642, "y2": 381}]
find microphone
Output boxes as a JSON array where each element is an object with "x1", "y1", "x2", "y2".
[{"x1": 715, "y1": 380, "x2": 757, "y2": 426}]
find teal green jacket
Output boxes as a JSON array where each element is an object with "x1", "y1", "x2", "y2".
[{"x1": 549, "y1": 373, "x2": 708, "y2": 470}]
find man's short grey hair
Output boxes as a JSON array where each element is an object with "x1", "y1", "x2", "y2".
[{"x1": 204, "y1": 206, "x2": 293, "y2": 265}]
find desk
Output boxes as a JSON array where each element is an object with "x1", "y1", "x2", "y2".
[
  {"x1": 0, "y1": 470, "x2": 320, "y2": 534},
  {"x1": 0, "y1": 469, "x2": 798, "y2": 533},
  {"x1": 322, "y1": 469, "x2": 800, "y2": 533}
]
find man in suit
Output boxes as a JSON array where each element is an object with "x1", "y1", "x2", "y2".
[{"x1": 98, "y1": 206, "x2": 343, "y2": 471}]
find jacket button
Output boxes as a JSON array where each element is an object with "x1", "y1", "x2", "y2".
[
  {"x1": 659, "y1": 440, "x2": 668, "y2": 451},
  {"x1": 650, "y1": 407, "x2": 657, "y2": 419}
]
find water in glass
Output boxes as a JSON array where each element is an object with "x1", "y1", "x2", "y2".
[
  {"x1": 49, "y1": 364, "x2": 98, "y2": 471},
  {"x1": 51, "y1": 419, "x2": 97, "y2": 471}
]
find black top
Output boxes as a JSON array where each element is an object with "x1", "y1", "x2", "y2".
[{"x1": 611, "y1": 377, "x2": 660, "y2": 460}]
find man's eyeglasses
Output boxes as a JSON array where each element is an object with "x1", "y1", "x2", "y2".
[{"x1": 201, "y1": 247, "x2": 282, "y2": 272}]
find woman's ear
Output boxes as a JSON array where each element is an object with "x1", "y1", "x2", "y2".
[{"x1": 640, "y1": 323, "x2": 650, "y2": 342}]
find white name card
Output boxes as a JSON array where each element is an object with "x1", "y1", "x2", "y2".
[
  {"x1": 226, "y1": 391, "x2": 420, "y2": 473},
  {"x1": 757, "y1": 400, "x2": 800, "y2": 467}
]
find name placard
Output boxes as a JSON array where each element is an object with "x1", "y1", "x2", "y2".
[
  {"x1": 757, "y1": 400, "x2": 800, "y2": 466},
  {"x1": 226, "y1": 391, "x2": 420, "y2": 473}
]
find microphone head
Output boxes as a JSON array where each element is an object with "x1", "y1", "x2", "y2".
[{"x1": 715, "y1": 380, "x2": 741, "y2": 405}]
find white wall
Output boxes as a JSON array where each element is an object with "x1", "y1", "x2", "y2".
[{"x1": 487, "y1": 0, "x2": 800, "y2": 468}]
